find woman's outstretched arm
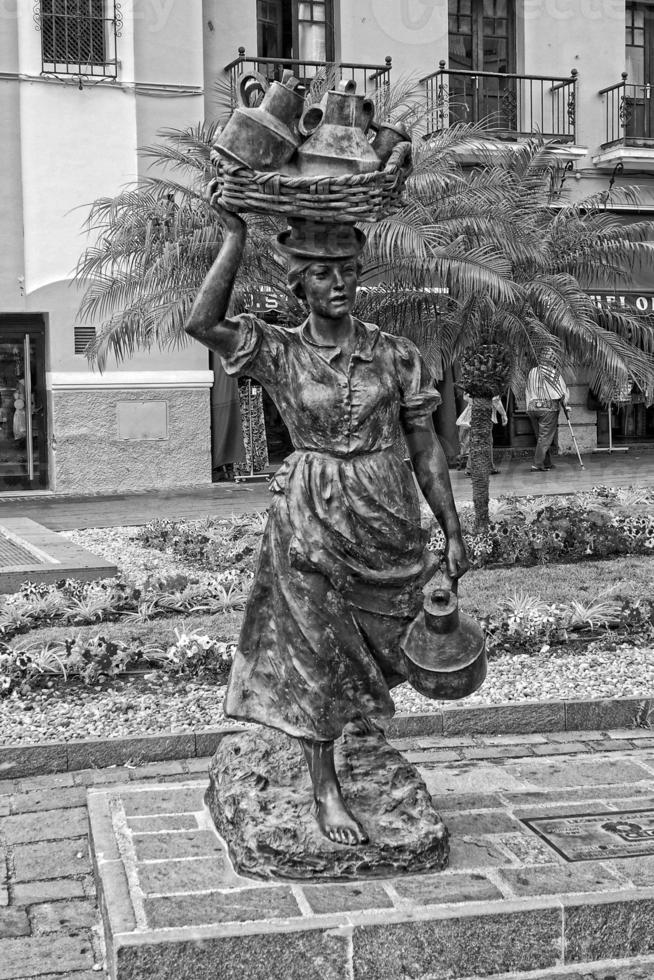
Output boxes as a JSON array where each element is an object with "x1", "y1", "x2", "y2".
[
  {"x1": 184, "y1": 198, "x2": 247, "y2": 356},
  {"x1": 403, "y1": 414, "x2": 470, "y2": 581}
]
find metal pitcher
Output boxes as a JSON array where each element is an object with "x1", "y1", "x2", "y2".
[
  {"x1": 296, "y1": 80, "x2": 380, "y2": 176},
  {"x1": 401, "y1": 572, "x2": 487, "y2": 701},
  {"x1": 215, "y1": 69, "x2": 305, "y2": 172}
]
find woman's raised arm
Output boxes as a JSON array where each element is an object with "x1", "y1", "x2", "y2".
[{"x1": 184, "y1": 195, "x2": 247, "y2": 356}]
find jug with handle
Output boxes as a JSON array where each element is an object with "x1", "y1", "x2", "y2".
[
  {"x1": 215, "y1": 69, "x2": 305, "y2": 172},
  {"x1": 400, "y1": 569, "x2": 487, "y2": 701},
  {"x1": 296, "y1": 80, "x2": 380, "y2": 177}
]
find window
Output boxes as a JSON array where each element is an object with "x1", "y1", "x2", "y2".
[
  {"x1": 37, "y1": 0, "x2": 120, "y2": 78},
  {"x1": 256, "y1": 0, "x2": 334, "y2": 62}
]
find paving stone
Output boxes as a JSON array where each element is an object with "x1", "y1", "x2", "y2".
[
  {"x1": 505, "y1": 757, "x2": 652, "y2": 792},
  {"x1": 459, "y1": 745, "x2": 536, "y2": 760},
  {"x1": 479, "y1": 734, "x2": 549, "y2": 746},
  {"x1": 0, "y1": 911, "x2": 29, "y2": 939},
  {"x1": 126, "y1": 814, "x2": 199, "y2": 833},
  {"x1": 29, "y1": 899, "x2": 98, "y2": 935},
  {"x1": 427, "y1": 792, "x2": 505, "y2": 812},
  {"x1": 419, "y1": 762, "x2": 529, "y2": 797},
  {"x1": 442, "y1": 701, "x2": 565, "y2": 736},
  {"x1": 610, "y1": 855, "x2": 654, "y2": 888},
  {"x1": 120, "y1": 786, "x2": 204, "y2": 817},
  {"x1": 392, "y1": 870, "x2": 503, "y2": 905},
  {"x1": 446, "y1": 836, "x2": 511, "y2": 869},
  {"x1": 10, "y1": 787, "x2": 88, "y2": 815},
  {"x1": 0, "y1": 934, "x2": 94, "y2": 979},
  {"x1": 184, "y1": 757, "x2": 211, "y2": 774},
  {"x1": 531, "y1": 742, "x2": 592, "y2": 756},
  {"x1": 72, "y1": 767, "x2": 131, "y2": 787},
  {"x1": 0, "y1": 745, "x2": 68, "y2": 781},
  {"x1": 565, "y1": 897, "x2": 654, "y2": 962},
  {"x1": 352, "y1": 906, "x2": 562, "y2": 978},
  {"x1": 439, "y1": 810, "x2": 522, "y2": 836},
  {"x1": 67, "y1": 734, "x2": 196, "y2": 771},
  {"x1": 15, "y1": 773, "x2": 75, "y2": 792},
  {"x1": 302, "y1": 881, "x2": 393, "y2": 914},
  {"x1": 12, "y1": 837, "x2": 90, "y2": 883},
  {"x1": 127, "y1": 760, "x2": 187, "y2": 780},
  {"x1": 0, "y1": 807, "x2": 88, "y2": 845},
  {"x1": 607, "y1": 729, "x2": 653, "y2": 740},
  {"x1": 115, "y1": 929, "x2": 350, "y2": 980},
  {"x1": 496, "y1": 832, "x2": 558, "y2": 865},
  {"x1": 132, "y1": 830, "x2": 222, "y2": 861},
  {"x1": 144, "y1": 886, "x2": 301, "y2": 930},
  {"x1": 565, "y1": 698, "x2": 645, "y2": 732},
  {"x1": 545, "y1": 731, "x2": 606, "y2": 743},
  {"x1": 137, "y1": 855, "x2": 240, "y2": 896},
  {"x1": 403, "y1": 750, "x2": 461, "y2": 764},
  {"x1": 384, "y1": 712, "x2": 443, "y2": 738},
  {"x1": 587, "y1": 740, "x2": 636, "y2": 753},
  {"x1": 499, "y1": 861, "x2": 627, "y2": 898},
  {"x1": 12, "y1": 877, "x2": 88, "y2": 906}
]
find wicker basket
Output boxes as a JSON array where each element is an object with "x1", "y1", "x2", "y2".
[{"x1": 211, "y1": 142, "x2": 412, "y2": 224}]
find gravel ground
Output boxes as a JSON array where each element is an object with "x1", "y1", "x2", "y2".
[{"x1": 0, "y1": 526, "x2": 648, "y2": 747}]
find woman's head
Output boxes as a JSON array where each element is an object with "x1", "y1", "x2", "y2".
[
  {"x1": 288, "y1": 255, "x2": 363, "y2": 302},
  {"x1": 278, "y1": 219, "x2": 366, "y2": 312}
]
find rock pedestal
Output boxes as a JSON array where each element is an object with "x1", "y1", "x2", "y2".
[{"x1": 205, "y1": 722, "x2": 449, "y2": 880}]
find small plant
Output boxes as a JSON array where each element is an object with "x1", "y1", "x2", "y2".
[{"x1": 162, "y1": 627, "x2": 235, "y2": 681}]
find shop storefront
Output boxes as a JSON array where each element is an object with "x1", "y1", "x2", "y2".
[
  {"x1": 588, "y1": 291, "x2": 654, "y2": 448},
  {"x1": 0, "y1": 316, "x2": 48, "y2": 491}
]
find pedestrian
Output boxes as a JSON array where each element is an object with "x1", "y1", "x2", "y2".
[
  {"x1": 456, "y1": 392, "x2": 508, "y2": 475},
  {"x1": 525, "y1": 356, "x2": 570, "y2": 472}
]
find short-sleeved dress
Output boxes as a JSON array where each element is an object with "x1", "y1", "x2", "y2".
[{"x1": 220, "y1": 315, "x2": 441, "y2": 742}]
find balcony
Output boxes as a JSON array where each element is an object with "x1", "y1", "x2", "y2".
[
  {"x1": 595, "y1": 74, "x2": 654, "y2": 170},
  {"x1": 224, "y1": 48, "x2": 392, "y2": 111},
  {"x1": 420, "y1": 62, "x2": 581, "y2": 156}
]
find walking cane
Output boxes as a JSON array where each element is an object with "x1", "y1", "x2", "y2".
[{"x1": 562, "y1": 404, "x2": 584, "y2": 468}]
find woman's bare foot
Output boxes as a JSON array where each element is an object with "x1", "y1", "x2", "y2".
[{"x1": 316, "y1": 789, "x2": 369, "y2": 846}]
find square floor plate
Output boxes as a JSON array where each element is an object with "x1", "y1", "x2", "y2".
[{"x1": 522, "y1": 808, "x2": 654, "y2": 861}]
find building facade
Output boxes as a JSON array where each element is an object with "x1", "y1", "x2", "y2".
[{"x1": 1, "y1": 0, "x2": 653, "y2": 493}]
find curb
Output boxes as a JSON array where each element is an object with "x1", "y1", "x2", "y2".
[{"x1": 1, "y1": 695, "x2": 651, "y2": 780}]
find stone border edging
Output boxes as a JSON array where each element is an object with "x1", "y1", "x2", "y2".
[{"x1": 1, "y1": 695, "x2": 650, "y2": 779}]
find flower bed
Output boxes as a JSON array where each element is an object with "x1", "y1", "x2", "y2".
[{"x1": 0, "y1": 487, "x2": 651, "y2": 717}]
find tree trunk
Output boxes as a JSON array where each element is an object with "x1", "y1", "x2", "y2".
[{"x1": 470, "y1": 397, "x2": 493, "y2": 530}]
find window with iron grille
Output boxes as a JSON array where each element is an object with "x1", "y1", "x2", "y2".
[{"x1": 36, "y1": 0, "x2": 120, "y2": 79}]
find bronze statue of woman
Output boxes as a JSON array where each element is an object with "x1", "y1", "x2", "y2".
[{"x1": 185, "y1": 200, "x2": 469, "y2": 847}]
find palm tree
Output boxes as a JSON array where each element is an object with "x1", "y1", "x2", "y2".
[
  {"x1": 358, "y1": 137, "x2": 654, "y2": 528},
  {"x1": 75, "y1": 82, "x2": 654, "y2": 530}
]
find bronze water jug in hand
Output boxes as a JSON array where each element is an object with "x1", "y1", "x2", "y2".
[
  {"x1": 401, "y1": 571, "x2": 487, "y2": 701},
  {"x1": 215, "y1": 70, "x2": 305, "y2": 172}
]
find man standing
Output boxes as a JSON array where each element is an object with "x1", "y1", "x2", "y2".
[{"x1": 525, "y1": 359, "x2": 570, "y2": 472}]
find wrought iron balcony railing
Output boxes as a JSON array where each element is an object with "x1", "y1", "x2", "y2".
[
  {"x1": 224, "y1": 48, "x2": 392, "y2": 111},
  {"x1": 420, "y1": 62, "x2": 578, "y2": 143},
  {"x1": 599, "y1": 74, "x2": 654, "y2": 145}
]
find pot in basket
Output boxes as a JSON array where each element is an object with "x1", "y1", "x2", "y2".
[
  {"x1": 215, "y1": 70, "x2": 305, "y2": 172},
  {"x1": 401, "y1": 573, "x2": 487, "y2": 701},
  {"x1": 296, "y1": 80, "x2": 380, "y2": 177}
]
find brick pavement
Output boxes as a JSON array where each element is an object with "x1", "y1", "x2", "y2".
[{"x1": 0, "y1": 730, "x2": 652, "y2": 979}]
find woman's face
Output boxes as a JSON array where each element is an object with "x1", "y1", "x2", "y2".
[{"x1": 302, "y1": 259, "x2": 358, "y2": 319}]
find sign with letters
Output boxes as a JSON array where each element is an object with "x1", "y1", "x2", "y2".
[{"x1": 522, "y1": 808, "x2": 654, "y2": 861}]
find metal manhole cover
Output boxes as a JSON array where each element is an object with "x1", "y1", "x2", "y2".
[
  {"x1": 0, "y1": 529, "x2": 48, "y2": 568},
  {"x1": 522, "y1": 807, "x2": 654, "y2": 862}
]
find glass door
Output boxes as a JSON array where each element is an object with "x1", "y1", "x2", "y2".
[
  {"x1": 0, "y1": 319, "x2": 47, "y2": 491},
  {"x1": 448, "y1": 0, "x2": 516, "y2": 129},
  {"x1": 625, "y1": 2, "x2": 654, "y2": 140}
]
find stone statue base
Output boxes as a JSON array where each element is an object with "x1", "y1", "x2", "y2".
[{"x1": 205, "y1": 721, "x2": 450, "y2": 881}]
